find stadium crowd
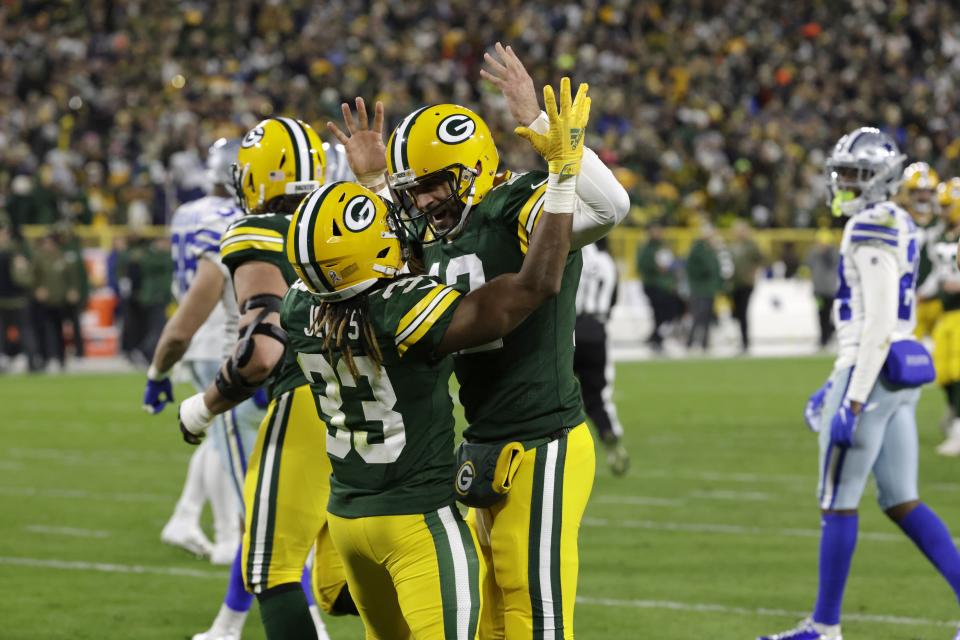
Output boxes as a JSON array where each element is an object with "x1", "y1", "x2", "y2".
[{"x1": 3, "y1": 0, "x2": 960, "y2": 233}]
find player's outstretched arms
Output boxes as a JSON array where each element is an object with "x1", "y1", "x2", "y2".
[
  {"x1": 484, "y1": 43, "x2": 628, "y2": 248},
  {"x1": 436, "y1": 78, "x2": 588, "y2": 357},
  {"x1": 327, "y1": 97, "x2": 388, "y2": 191},
  {"x1": 143, "y1": 259, "x2": 225, "y2": 414},
  {"x1": 178, "y1": 261, "x2": 288, "y2": 444}
]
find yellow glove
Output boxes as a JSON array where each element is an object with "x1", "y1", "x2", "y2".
[{"x1": 515, "y1": 77, "x2": 591, "y2": 180}]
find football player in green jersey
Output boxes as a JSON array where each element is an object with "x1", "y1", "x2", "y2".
[
  {"x1": 176, "y1": 118, "x2": 353, "y2": 640},
  {"x1": 289, "y1": 77, "x2": 589, "y2": 640},
  {"x1": 327, "y1": 45, "x2": 628, "y2": 639}
]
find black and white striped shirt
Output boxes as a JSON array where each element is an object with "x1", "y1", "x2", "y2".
[{"x1": 576, "y1": 243, "x2": 618, "y2": 322}]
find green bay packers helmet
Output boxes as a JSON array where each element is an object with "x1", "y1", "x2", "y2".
[
  {"x1": 233, "y1": 117, "x2": 326, "y2": 213},
  {"x1": 286, "y1": 182, "x2": 405, "y2": 301},
  {"x1": 386, "y1": 104, "x2": 499, "y2": 243},
  {"x1": 902, "y1": 161, "x2": 940, "y2": 224},
  {"x1": 938, "y1": 177, "x2": 960, "y2": 227}
]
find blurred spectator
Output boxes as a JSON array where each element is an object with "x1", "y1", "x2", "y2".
[
  {"x1": 636, "y1": 221, "x2": 682, "y2": 351},
  {"x1": 685, "y1": 225, "x2": 723, "y2": 350},
  {"x1": 778, "y1": 241, "x2": 802, "y2": 279},
  {"x1": 0, "y1": 224, "x2": 34, "y2": 371},
  {"x1": 805, "y1": 229, "x2": 840, "y2": 348},
  {"x1": 30, "y1": 231, "x2": 81, "y2": 371},
  {"x1": 728, "y1": 220, "x2": 765, "y2": 352},
  {"x1": 59, "y1": 224, "x2": 89, "y2": 358},
  {"x1": 5, "y1": 2, "x2": 960, "y2": 227},
  {"x1": 120, "y1": 236, "x2": 172, "y2": 363}
]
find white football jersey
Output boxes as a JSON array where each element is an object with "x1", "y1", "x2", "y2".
[
  {"x1": 833, "y1": 200, "x2": 922, "y2": 369},
  {"x1": 170, "y1": 195, "x2": 241, "y2": 361}
]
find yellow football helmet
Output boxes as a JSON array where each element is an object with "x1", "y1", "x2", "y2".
[
  {"x1": 234, "y1": 117, "x2": 326, "y2": 213},
  {"x1": 385, "y1": 104, "x2": 499, "y2": 242},
  {"x1": 287, "y1": 182, "x2": 405, "y2": 301},
  {"x1": 902, "y1": 161, "x2": 940, "y2": 224},
  {"x1": 938, "y1": 177, "x2": 960, "y2": 227}
]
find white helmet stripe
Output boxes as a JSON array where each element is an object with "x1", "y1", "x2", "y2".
[
  {"x1": 278, "y1": 117, "x2": 311, "y2": 183},
  {"x1": 391, "y1": 107, "x2": 428, "y2": 172},
  {"x1": 296, "y1": 185, "x2": 329, "y2": 291}
]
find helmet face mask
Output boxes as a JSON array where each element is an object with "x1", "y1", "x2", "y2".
[{"x1": 391, "y1": 163, "x2": 477, "y2": 244}]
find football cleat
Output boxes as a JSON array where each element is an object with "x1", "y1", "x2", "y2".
[
  {"x1": 191, "y1": 631, "x2": 239, "y2": 640},
  {"x1": 160, "y1": 519, "x2": 213, "y2": 559},
  {"x1": 937, "y1": 420, "x2": 960, "y2": 457},
  {"x1": 758, "y1": 618, "x2": 842, "y2": 640},
  {"x1": 954, "y1": 626, "x2": 960, "y2": 640},
  {"x1": 190, "y1": 629, "x2": 240, "y2": 640},
  {"x1": 210, "y1": 539, "x2": 239, "y2": 566}
]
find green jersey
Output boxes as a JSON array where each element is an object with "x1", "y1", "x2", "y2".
[
  {"x1": 917, "y1": 220, "x2": 943, "y2": 291},
  {"x1": 220, "y1": 213, "x2": 305, "y2": 398},
  {"x1": 422, "y1": 170, "x2": 585, "y2": 444},
  {"x1": 281, "y1": 276, "x2": 464, "y2": 518}
]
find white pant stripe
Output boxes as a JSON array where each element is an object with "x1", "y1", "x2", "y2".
[
  {"x1": 250, "y1": 393, "x2": 289, "y2": 592},
  {"x1": 438, "y1": 506, "x2": 472, "y2": 640},
  {"x1": 602, "y1": 340, "x2": 624, "y2": 438},
  {"x1": 539, "y1": 440, "x2": 560, "y2": 639}
]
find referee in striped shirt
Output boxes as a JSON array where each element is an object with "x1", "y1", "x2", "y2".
[{"x1": 574, "y1": 238, "x2": 629, "y2": 476}]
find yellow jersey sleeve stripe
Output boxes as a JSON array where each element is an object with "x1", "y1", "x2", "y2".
[
  {"x1": 395, "y1": 287, "x2": 461, "y2": 356},
  {"x1": 221, "y1": 239, "x2": 285, "y2": 258},
  {"x1": 223, "y1": 226, "x2": 283, "y2": 241},
  {"x1": 395, "y1": 285, "x2": 447, "y2": 339},
  {"x1": 517, "y1": 185, "x2": 547, "y2": 255}
]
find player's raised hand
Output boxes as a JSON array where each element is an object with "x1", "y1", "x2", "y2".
[
  {"x1": 327, "y1": 97, "x2": 388, "y2": 187},
  {"x1": 803, "y1": 379, "x2": 832, "y2": 432},
  {"x1": 481, "y1": 42, "x2": 540, "y2": 127},
  {"x1": 142, "y1": 372, "x2": 173, "y2": 414},
  {"x1": 515, "y1": 77, "x2": 591, "y2": 180}
]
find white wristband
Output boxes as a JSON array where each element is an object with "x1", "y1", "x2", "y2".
[
  {"x1": 147, "y1": 364, "x2": 169, "y2": 381},
  {"x1": 544, "y1": 173, "x2": 577, "y2": 213},
  {"x1": 356, "y1": 169, "x2": 387, "y2": 191},
  {"x1": 180, "y1": 393, "x2": 214, "y2": 435}
]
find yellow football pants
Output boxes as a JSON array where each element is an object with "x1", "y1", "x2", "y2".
[
  {"x1": 916, "y1": 298, "x2": 943, "y2": 340},
  {"x1": 328, "y1": 505, "x2": 482, "y2": 640},
  {"x1": 468, "y1": 422, "x2": 595, "y2": 640},
  {"x1": 241, "y1": 385, "x2": 347, "y2": 612},
  {"x1": 934, "y1": 310, "x2": 960, "y2": 387}
]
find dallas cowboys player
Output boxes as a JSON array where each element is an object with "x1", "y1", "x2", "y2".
[{"x1": 764, "y1": 128, "x2": 960, "y2": 640}]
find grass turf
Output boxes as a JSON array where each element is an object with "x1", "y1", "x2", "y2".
[{"x1": 1, "y1": 356, "x2": 958, "y2": 639}]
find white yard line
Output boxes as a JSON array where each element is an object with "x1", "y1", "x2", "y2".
[
  {"x1": 575, "y1": 596, "x2": 958, "y2": 628},
  {"x1": 0, "y1": 556, "x2": 225, "y2": 580},
  {"x1": 5, "y1": 447, "x2": 187, "y2": 466},
  {"x1": 24, "y1": 525, "x2": 110, "y2": 538},
  {"x1": 0, "y1": 486, "x2": 170, "y2": 502},
  {"x1": 594, "y1": 495, "x2": 684, "y2": 507},
  {"x1": 582, "y1": 516, "x2": 908, "y2": 543},
  {"x1": 0, "y1": 554, "x2": 952, "y2": 629},
  {"x1": 629, "y1": 469, "x2": 811, "y2": 485}
]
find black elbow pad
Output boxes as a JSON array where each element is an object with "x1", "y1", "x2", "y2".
[{"x1": 217, "y1": 294, "x2": 289, "y2": 402}]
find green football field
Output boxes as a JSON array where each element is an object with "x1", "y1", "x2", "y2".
[{"x1": 2, "y1": 356, "x2": 959, "y2": 639}]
